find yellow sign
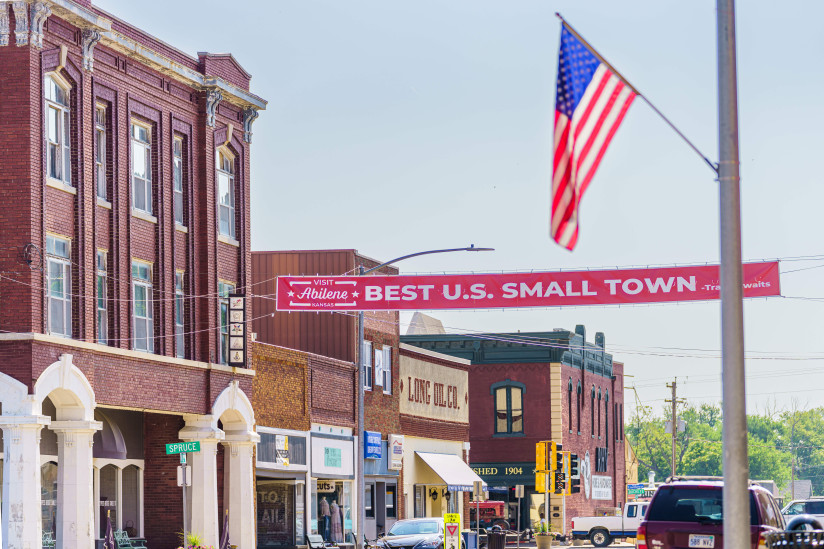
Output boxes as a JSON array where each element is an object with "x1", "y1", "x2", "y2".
[
  {"x1": 536, "y1": 471, "x2": 547, "y2": 493},
  {"x1": 444, "y1": 513, "x2": 461, "y2": 525},
  {"x1": 549, "y1": 441, "x2": 558, "y2": 471},
  {"x1": 536, "y1": 442, "x2": 547, "y2": 472}
]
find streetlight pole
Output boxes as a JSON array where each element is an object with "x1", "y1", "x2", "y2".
[{"x1": 356, "y1": 245, "x2": 493, "y2": 548}]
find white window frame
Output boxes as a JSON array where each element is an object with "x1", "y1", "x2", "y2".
[
  {"x1": 97, "y1": 250, "x2": 108, "y2": 345},
  {"x1": 218, "y1": 281, "x2": 235, "y2": 365},
  {"x1": 362, "y1": 341, "x2": 373, "y2": 391},
  {"x1": 130, "y1": 121, "x2": 152, "y2": 215},
  {"x1": 382, "y1": 346, "x2": 392, "y2": 395},
  {"x1": 46, "y1": 235, "x2": 71, "y2": 338},
  {"x1": 92, "y1": 459, "x2": 145, "y2": 538},
  {"x1": 131, "y1": 260, "x2": 154, "y2": 353},
  {"x1": 95, "y1": 104, "x2": 107, "y2": 200},
  {"x1": 45, "y1": 74, "x2": 72, "y2": 188},
  {"x1": 374, "y1": 346, "x2": 383, "y2": 388},
  {"x1": 216, "y1": 148, "x2": 236, "y2": 239},
  {"x1": 175, "y1": 271, "x2": 185, "y2": 359},
  {"x1": 173, "y1": 136, "x2": 184, "y2": 226}
]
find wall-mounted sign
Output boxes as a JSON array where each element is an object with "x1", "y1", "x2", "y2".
[
  {"x1": 400, "y1": 356, "x2": 468, "y2": 424},
  {"x1": 592, "y1": 475, "x2": 613, "y2": 500},
  {"x1": 311, "y1": 436, "x2": 354, "y2": 477},
  {"x1": 365, "y1": 431, "x2": 382, "y2": 459},
  {"x1": 276, "y1": 263, "x2": 780, "y2": 311},
  {"x1": 471, "y1": 462, "x2": 534, "y2": 485},
  {"x1": 388, "y1": 434, "x2": 404, "y2": 470},
  {"x1": 324, "y1": 447, "x2": 342, "y2": 468},
  {"x1": 276, "y1": 435, "x2": 289, "y2": 466},
  {"x1": 317, "y1": 481, "x2": 336, "y2": 493},
  {"x1": 228, "y1": 292, "x2": 246, "y2": 367}
]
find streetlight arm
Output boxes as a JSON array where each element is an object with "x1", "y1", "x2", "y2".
[{"x1": 361, "y1": 245, "x2": 494, "y2": 276}]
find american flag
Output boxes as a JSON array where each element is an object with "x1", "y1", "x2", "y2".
[{"x1": 551, "y1": 25, "x2": 636, "y2": 250}]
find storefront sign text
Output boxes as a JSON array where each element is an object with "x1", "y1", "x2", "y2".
[
  {"x1": 324, "y1": 447, "x2": 342, "y2": 468},
  {"x1": 276, "y1": 262, "x2": 780, "y2": 311},
  {"x1": 365, "y1": 431, "x2": 382, "y2": 459},
  {"x1": 317, "y1": 481, "x2": 336, "y2": 493},
  {"x1": 592, "y1": 475, "x2": 613, "y2": 500},
  {"x1": 400, "y1": 357, "x2": 468, "y2": 423},
  {"x1": 389, "y1": 434, "x2": 404, "y2": 471}
]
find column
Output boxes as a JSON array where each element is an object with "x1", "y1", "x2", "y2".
[
  {"x1": 0, "y1": 415, "x2": 50, "y2": 549},
  {"x1": 180, "y1": 415, "x2": 223, "y2": 548},
  {"x1": 51, "y1": 420, "x2": 102, "y2": 549},
  {"x1": 223, "y1": 433, "x2": 259, "y2": 549}
]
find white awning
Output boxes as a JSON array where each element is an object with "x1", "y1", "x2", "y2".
[{"x1": 415, "y1": 451, "x2": 487, "y2": 492}]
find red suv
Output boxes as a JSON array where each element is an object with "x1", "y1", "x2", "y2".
[{"x1": 638, "y1": 479, "x2": 785, "y2": 549}]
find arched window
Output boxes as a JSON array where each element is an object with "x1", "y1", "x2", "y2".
[
  {"x1": 491, "y1": 380, "x2": 526, "y2": 435},
  {"x1": 568, "y1": 379, "x2": 573, "y2": 433},
  {"x1": 576, "y1": 382, "x2": 582, "y2": 434},
  {"x1": 605, "y1": 390, "x2": 610, "y2": 446},
  {"x1": 45, "y1": 74, "x2": 72, "y2": 187},
  {"x1": 217, "y1": 147, "x2": 236, "y2": 239},
  {"x1": 591, "y1": 385, "x2": 596, "y2": 436},
  {"x1": 41, "y1": 461, "x2": 58, "y2": 537},
  {"x1": 598, "y1": 388, "x2": 602, "y2": 438}
]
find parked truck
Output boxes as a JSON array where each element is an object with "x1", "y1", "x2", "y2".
[{"x1": 570, "y1": 502, "x2": 649, "y2": 547}]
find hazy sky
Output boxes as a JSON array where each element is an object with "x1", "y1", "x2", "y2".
[{"x1": 96, "y1": 0, "x2": 824, "y2": 417}]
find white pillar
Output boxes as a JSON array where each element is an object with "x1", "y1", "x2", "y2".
[
  {"x1": 51, "y1": 420, "x2": 102, "y2": 549},
  {"x1": 223, "y1": 433, "x2": 259, "y2": 549},
  {"x1": 0, "y1": 415, "x2": 50, "y2": 549},
  {"x1": 180, "y1": 415, "x2": 223, "y2": 548}
]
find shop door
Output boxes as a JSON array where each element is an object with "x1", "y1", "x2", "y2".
[{"x1": 257, "y1": 481, "x2": 296, "y2": 548}]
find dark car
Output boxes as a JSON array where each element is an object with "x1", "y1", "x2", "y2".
[
  {"x1": 379, "y1": 518, "x2": 447, "y2": 549},
  {"x1": 638, "y1": 479, "x2": 785, "y2": 549}
]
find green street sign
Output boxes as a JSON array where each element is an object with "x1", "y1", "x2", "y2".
[
  {"x1": 628, "y1": 488, "x2": 645, "y2": 495},
  {"x1": 166, "y1": 441, "x2": 200, "y2": 455}
]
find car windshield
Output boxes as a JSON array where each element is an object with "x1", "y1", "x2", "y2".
[
  {"x1": 646, "y1": 486, "x2": 759, "y2": 525},
  {"x1": 388, "y1": 521, "x2": 441, "y2": 536}
]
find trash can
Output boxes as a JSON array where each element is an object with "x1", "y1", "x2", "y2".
[
  {"x1": 487, "y1": 531, "x2": 506, "y2": 549},
  {"x1": 536, "y1": 534, "x2": 553, "y2": 549},
  {"x1": 462, "y1": 531, "x2": 478, "y2": 549}
]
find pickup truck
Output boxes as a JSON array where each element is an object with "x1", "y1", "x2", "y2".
[{"x1": 570, "y1": 502, "x2": 649, "y2": 547}]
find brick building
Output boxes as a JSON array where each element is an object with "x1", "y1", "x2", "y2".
[
  {"x1": 0, "y1": 2, "x2": 264, "y2": 548},
  {"x1": 251, "y1": 250, "x2": 403, "y2": 542},
  {"x1": 251, "y1": 341, "x2": 359, "y2": 549},
  {"x1": 401, "y1": 325, "x2": 626, "y2": 534},
  {"x1": 398, "y1": 343, "x2": 481, "y2": 530}
]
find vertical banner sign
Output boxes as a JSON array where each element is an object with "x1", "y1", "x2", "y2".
[
  {"x1": 365, "y1": 431, "x2": 382, "y2": 459},
  {"x1": 228, "y1": 292, "x2": 246, "y2": 367},
  {"x1": 388, "y1": 434, "x2": 404, "y2": 470},
  {"x1": 276, "y1": 262, "x2": 780, "y2": 311},
  {"x1": 276, "y1": 435, "x2": 289, "y2": 466},
  {"x1": 444, "y1": 513, "x2": 461, "y2": 549}
]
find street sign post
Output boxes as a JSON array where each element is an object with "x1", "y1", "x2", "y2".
[
  {"x1": 515, "y1": 485, "x2": 524, "y2": 549},
  {"x1": 444, "y1": 513, "x2": 461, "y2": 549},
  {"x1": 167, "y1": 441, "x2": 201, "y2": 547}
]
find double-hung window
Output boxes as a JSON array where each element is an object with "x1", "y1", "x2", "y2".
[
  {"x1": 95, "y1": 105, "x2": 107, "y2": 200},
  {"x1": 218, "y1": 281, "x2": 235, "y2": 364},
  {"x1": 492, "y1": 380, "x2": 525, "y2": 435},
  {"x1": 131, "y1": 122, "x2": 152, "y2": 214},
  {"x1": 97, "y1": 251, "x2": 108, "y2": 345},
  {"x1": 217, "y1": 149, "x2": 235, "y2": 239},
  {"x1": 46, "y1": 235, "x2": 71, "y2": 337},
  {"x1": 382, "y1": 346, "x2": 392, "y2": 394},
  {"x1": 175, "y1": 271, "x2": 185, "y2": 358},
  {"x1": 45, "y1": 75, "x2": 71, "y2": 186},
  {"x1": 173, "y1": 136, "x2": 184, "y2": 225},
  {"x1": 362, "y1": 341, "x2": 373, "y2": 391},
  {"x1": 132, "y1": 261, "x2": 153, "y2": 352}
]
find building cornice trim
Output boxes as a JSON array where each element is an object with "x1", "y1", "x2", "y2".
[{"x1": 0, "y1": 332, "x2": 255, "y2": 377}]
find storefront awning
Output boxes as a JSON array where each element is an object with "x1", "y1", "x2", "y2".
[{"x1": 415, "y1": 452, "x2": 487, "y2": 492}]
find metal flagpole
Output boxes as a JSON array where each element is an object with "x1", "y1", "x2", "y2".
[
  {"x1": 554, "y1": 12, "x2": 718, "y2": 174},
  {"x1": 716, "y1": 3, "x2": 749, "y2": 549}
]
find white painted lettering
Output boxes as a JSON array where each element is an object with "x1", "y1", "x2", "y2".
[
  {"x1": 502, "y1": 283, "x2": 518, "y2": 298},
  {"x1": 604, "y1": 279, "x2": 621, "y2": 295},
  {"x1": 365, "y1": 286, "x2": 382, "y2": 301},
  {"x1": 677, "y1": 276, "x2": 696, "y2": 292},
  {"x1": 622, "y1": 279, "x2": 643, "y2": 295}
]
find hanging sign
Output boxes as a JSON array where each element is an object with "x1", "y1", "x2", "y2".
[
  {"x1": 276, "y1": 262, "x2": 779, "y2": 311},
  {"x1": 365, "y1": 431, "x2": 382, "y2": 459},
  {"x1": 228, "y1": 292, "x2": 246, "y2": 366}
]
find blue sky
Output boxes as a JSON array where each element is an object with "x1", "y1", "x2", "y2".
[{"x1": 96, "y1": 0, "x2": 824, "y2": 416}]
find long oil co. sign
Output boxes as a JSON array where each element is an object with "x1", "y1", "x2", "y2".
[{"x1": 275, "y1": 262, "x2": 780, "y2": 311}]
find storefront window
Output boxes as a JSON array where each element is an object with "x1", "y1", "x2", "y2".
[
  {"x1": 41, "y1": 462, "x2": 58, "y2": 536},
  {"x1": 317, "y1": 480, "x2": 353, "y2": 544},
  {"x1": 257, "y1": 481, "x2": 295, "y2": 548},
  {"x1": 100, "y1": 464, "x2": 118, "y2": 536},
  {"x1": 365, "y1": 484, "x2": 374, "y2": 518},
  {"x1": 387, "y1": 485, "x2": 397, "y2": 518},
  {"x1": 415, "y1": 485, "x2": 425, "y2": 517}
]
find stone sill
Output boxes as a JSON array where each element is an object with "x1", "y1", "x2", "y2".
[
  {"x1": 131, "y1": 208, "x2": 158, "y2": 224},
  {"x1": 175, "y1": 223, "x2": 189, "y2": 233},
  {"x1": 97, "y1": 197, "x2": 112, "y2": 209},
  {"x1": 218, "y1": 233, "x2": 239, "y2": 247},
  {"x1": 46, "y1": 178, "x2": 76, "y2": 195}
]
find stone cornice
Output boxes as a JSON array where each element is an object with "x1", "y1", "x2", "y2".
[
  {"x1": 41, "y1": 0, "x2": 267, "y2": 110},
  {"x1": 0, "y1": 332, "x2": 256, "y2": 377}
]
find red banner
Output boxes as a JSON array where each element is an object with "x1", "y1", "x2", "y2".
[{"x1": 275, "y1": 262, "x2": 780, "y2": 311}]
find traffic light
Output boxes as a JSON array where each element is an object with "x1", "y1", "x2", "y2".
[
  {"x1": 536, "y1": 442, "x2": 548, "y2": 472},
  {"x1": 555, "y1": 446, "x2": 565, "y2": 472},
  {"x1": 569, "y1": 453, "x2": 581, "y2": 494},
  {"x1": 553, "y1": 470, "x2": 565, "y2": 494}
]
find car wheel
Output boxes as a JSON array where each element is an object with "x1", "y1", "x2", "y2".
[
  {"x1": 492, "y1": 519, "x2": 510, "y2": 530},
  {"x1": 590, "y1": 529, "x2": 611, "y2": 547}
]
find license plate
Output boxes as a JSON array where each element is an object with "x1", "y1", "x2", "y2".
[{"x1": 689, "y1": 535, "x2": 715, "y2": 548}]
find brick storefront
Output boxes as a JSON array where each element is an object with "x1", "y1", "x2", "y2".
[
  {"x1": 402, "y1": 325, "x2": 626, "y2": 535},
  {"x1": 0, "y1": 1, "x2": 265, "y2": 548}
]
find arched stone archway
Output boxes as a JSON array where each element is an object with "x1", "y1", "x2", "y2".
[{"x1": 180, "y1": 381, "x2": 258, "y2": 549}]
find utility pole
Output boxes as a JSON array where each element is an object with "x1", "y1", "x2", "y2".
[{"x1": 665, "y1": 379, "x2": 684, "y2": 479}]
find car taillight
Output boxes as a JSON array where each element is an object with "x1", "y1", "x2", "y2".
[
  {"x1": 637, "y1": 524, "x2": 647, "y2": 549},
  {"x1": 571, "y1": 520, "x2": 575, "y2": 530},
  {"x1": 755, "y1": 527, "x2": 768, "y2": 549}
]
